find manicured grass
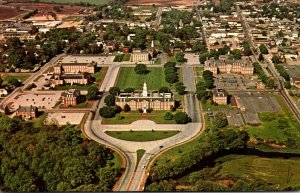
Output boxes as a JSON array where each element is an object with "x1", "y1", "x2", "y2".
[
  {"x1": 105, "y1": 131, "x2": 180, "y2": 142},
  {"x1": 39, "y1": 0, "x2": 111, "y2": 5},
  {"x1": 102, "y1": 111, "x2": 177, "y2": 124},
  {"x1": 217, "y1": 155, "x2": 300, "y2": 189},
  {"x1": 2, "y1": 73, "x2": 31, "y2": 83},
  {"x1": 136, "y1": 149, "x2": 146, "y2": 169},
  {"x1": 92, "y1": 67, "x2": 108, "y2": 83},
  {"x1": 122, "y1": 54, "x2": 131, "y2": 61},
  {"x1": 102, "y1": 111, "x2": 141, "y2": 124},
  {"x1": 115, "y1": 67, "x2": 175, "y2": 90},
  {"x1": 154, "y1": 57, "x2": 161, "y2": 64}
]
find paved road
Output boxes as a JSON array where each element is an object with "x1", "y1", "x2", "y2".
[
  {"x1": 83, "y1": 64, "x2": 202, "y2": 191},
  {"x1": 153, "y1": 7, "x2": 163, "y2": 27},
  {"x1": 100, "y1": 64, "x2": 120, "y2": 92},
  {"x1": 182, "y1": 64, "x2": 196, "y2": 92}
]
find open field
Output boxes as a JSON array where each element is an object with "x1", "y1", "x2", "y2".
[
  {"x1": 127, "y1": 0, "x2": 194, "y2": 6},
  {"x1": 177, "y1": 154, "x2": 300, "y2": 191},
  {"x1": 0, "y1": 5, "x2": 26, "y2": 20},
  {"x1": 115, "y1": 67, "x2": 175, "y2": 90},
  {"x1": 1, "y1": 73, "x2": 32, "y2": 83},
  {"x1": 32, "y1": 0, "x2": 111, "y2": 5},
  {"x1": 105, "y1": 130, "x2": 180, "y2": 142},
  {"x1": 6, "y1": 2, "x2": 83, "y2": 14}
]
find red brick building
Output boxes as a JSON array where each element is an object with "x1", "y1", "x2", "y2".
[
  {"x1": 61, "y1": 89, "x2": 80, "y2": 106},
  {"x1": 16, "y1": 106, "x2": 38, "y2": 120}
]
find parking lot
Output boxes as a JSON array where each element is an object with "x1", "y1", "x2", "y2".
[
  {"x1": 60, "y1": 55, "x2": 115, "y2": 66},
  {"x1": 185, "y1": 53, "x2": 200, "y2": 65},
  {"x1": 7, "y1": 91, "x2": 62, "y2": 111},
  {"x1": 214, "y1": 74, "x2": 259, "y2": 90},
  {"x1": 45, "y1": 112, "x2": 85, "y2": 125}
]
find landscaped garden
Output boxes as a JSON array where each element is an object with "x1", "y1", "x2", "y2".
[{"x1": 105, "y1": 130, "x2": 180, "y2": 142}]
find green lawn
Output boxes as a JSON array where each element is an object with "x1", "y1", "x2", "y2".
[
  {"x1": 122, "y1": 54, "x2": 131, "y2": 61},
  {"x1": 2, "y1": 73, "x2": 31, "y2": 83},
  {"x1": 115, "y1": 67, "x2": 175, "y2": 90},
  {"x1": 92, "y1": 67, "x2": 108, "y2": 83},
  {"x1": 136, "y1": 149, "x2": 146, "y2": 169},
  {"x1": 102, "y1": 111, "x2": 177, "y2": 124},
  {"x1": 39, "y1": 0, "x2": 111, "y2": 5},
  {"x1": 105, "y1": 131, "x2": 180, "y2": 142},
  {"x1": 202, "y1": 100, "x2": 232, "y2": 111},
  {"x1": 154, "y1": 57, "x2": 161, "y2": 64}
]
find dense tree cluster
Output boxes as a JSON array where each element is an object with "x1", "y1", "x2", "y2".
[
  {"x1": 149, "y1": 129, "x2": 249, "y2": 181},
  {"x1": 174, "y1": 112, "x2": 191, "y2": 124},
  {"x1": 164, "y1": 62, "x2": 179, "y2": 84},
  {"x1": 175, "y1": 52, "x2": 186, "y2": 63},
  {"x1": 0, "y1": 115, "x2": 120, "y2": 191},
  {"x1": 242, "y1": 41, "x2": 252, "y2": 56},
  {"x1": 134, "y1": 64, "x2": 148, "y2": 75},
  {"x1": 274, "y1": 64, "x2": 290, "y2": 81},
  {"x1": 259, "y1": 44, "x2": 269, "y2": 54}
]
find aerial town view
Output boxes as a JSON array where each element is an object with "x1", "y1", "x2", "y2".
[{"x1": 1, "y1": 0, "x2": 300, "y2": 191}]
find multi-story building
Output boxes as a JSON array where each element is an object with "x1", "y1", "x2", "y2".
[
  {"x1": 54, "y1": 62, "x2": 96, "y2": 74},
  {"x1": 130, "y1": 49, "x2": 149, "y2": 62},
  {"x1": 16, "y1": 105, "x2": 38, "y2": 120},
  {"x1": 61, "y1": 89, "x2": 80, "y2": 106},
  {"x1": 204, "y1": 57, "x2": 254, "y2": 75},
  {"x1": 53, "y1": 74, "x2": 90, "y2": 86},
  {"x1": 213, "y1": 88, "x2": 228, "y2": 105},
  {"x1": 115, "y1": 82, "x2": 174, "y2": 112}
]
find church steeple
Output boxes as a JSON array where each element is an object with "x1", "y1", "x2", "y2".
[{"x1": 142, "y1": 82, "x2": 148, "y2": 97}]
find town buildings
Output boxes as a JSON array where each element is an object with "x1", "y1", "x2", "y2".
[
  {"x1": 16, "y1": 105, "x2": 38, "y2": 120},
  {"x1": 204, "y1": 56, "x2": 254, "y2": 75},
  {"x1": 61, "y1": 89, "x2": 80, "y2": 106},
  {"x1": 212, "y1": 88, "x2": 228, "y2": 105},
  {"x1": 54, "y1": 62, "x2": 96, "y2": 74}
]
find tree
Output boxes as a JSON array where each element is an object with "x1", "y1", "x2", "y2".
[
  {"x1": 109, "y1": 86, "x2": 120, "y2": 96},
  {"x1": 175, "y1": 82, "x2": 186, "y2": 95},
  {"x1": 164, "y1": 112, "x2": 174, "y2": 120},
  {"x1": 259, "y1": 44, "x2": 269, "y2": 54},
  {"x1": 214, "y1": 112, "x2": 228, "y2": 128},
  {"x1": 104, "y1": 95, "x2": 115, "y2": 106},
  {"x1": 164, "y1": 62, "x2": 176, "y2": 68},
  {"x1": 284, "y1": 81, "x2": 291, "y2": 89},
  {"x1": 203, "y1": 70, "x2": 213, "y2": 80},
  {"x1": 230, "y1": 49, "x2": 241, "y2": 59},
  {"x1": 159, "y1": 87, "x2": 170, "y2": 93},
  {"x1": 87, "y1": 85, "x2": 98, "y2": 100},
  {"x1": 134, "y1": 64, "x2": 148, "y2": 75},
  {"x1": 99, "y1": 106, "x2": 116, "y2": 118},
  {"x1": 175, "y1": 51, "x2": 185, "y2": 63},
  {"x1": 271, "y1": 55, "x2": 280, "y2": 64},
  {"x1": 53, "y1": 5, "x2": 61, "y2": 12},
  {"x1": 174, "y1": 112, "x2": 190, "y2": 124},
  {"x1": 123, "y1": 104, "x2": 131, "y2": 112},
  {"x1": 258, "y1": 53, "x2": 264, "y2": 61}
]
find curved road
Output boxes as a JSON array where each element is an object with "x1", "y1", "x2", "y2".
[{"x1": 83, "y1": 64, "x2": 202, "y2": 191}]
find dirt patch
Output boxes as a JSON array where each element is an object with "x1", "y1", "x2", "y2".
[
  {"x1": 126, "y1": 0, "x2": 194, "y2": 6},
  {"x1": 176, "y1": 185, "x2": 193, "y2": 190},
  {"x1": 6, "y1": 2, "x2": 83, "y2": 14},
  {"x1": 215, "y1": 179, "x2": 236, "y2": 187},
  {"x1": 0, "y1": 5, "x2": 26, "y2": 20}
]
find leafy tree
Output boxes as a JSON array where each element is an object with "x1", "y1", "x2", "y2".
[
  {"x1": 164, "y1": 62, "x2": 176, "y2": 68},
  {"x1": 175, "y1": 51, "x2": 185, "y2": 63},
  {"x1": 87, "y1": 85, "x2": 98, "y2": 100},
  {"x1": 174, "y1": 112, "x2": 191, "y2": 124},
  {"x1": 284, "y1": 81, "x2": 291, "y2": 89},
  {"x1": 175, "y1": 82, "x2": 186, "y2": 95},
  {"x1": 199, "y1": 52, "x2": 210, "y2": 64},
  {"x1": 164, "y1": 112, "x2": 174, "y2": 120},
  {"x1": 259, "y1": 53, "x2": 264, "y2": 61},
  {"x1": 104, "y1": 95, "x2": 115, "y2": 106},
  {"x1": 271, "y1": 55, "x2": 280, "y2": 64},
  {"x1": 259, "y1": 44, "x2": 269, "y2": 54},
  {"x1": 134, "y1": 64, "x2": 148, "y2": 75},
  {"x1": 123, "y1": 104, "x2": 131, "y2": 112},
  {"x1": 230, "y1": 49, "x2": 241, "y2": 59},
  {"x1": 99, "y1": 106, "x2": 116, "y2": 118},
  {"x1": 214, "y1": 112, "x2": 228, "y2": 128},
  {"x1": 159, "y1": 87, "x2": 170, "y2": 93},
  {"x1": 109, "y1": 86, "x2": 120, "y2": 96}
]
